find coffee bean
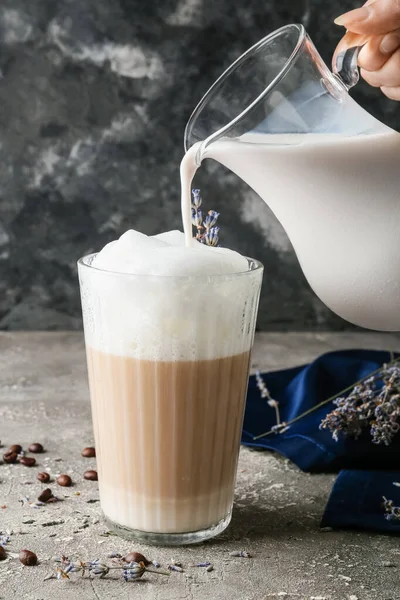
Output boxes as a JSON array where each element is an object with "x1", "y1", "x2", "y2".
[
  {"x1": 56, "y1": 474, "x2": 72, "y2": 487},
  {"x1": 37, "y1": 488, "x2": 53, "y2": 503},
  {"x1": 124, "y1": 551, "x2": 150, "y2": 566},
  {"x1": 19, "y1": 457, "x2": 36, "y2": 467},
  {"x1": 0, "y1": 546, "x2": 6, "y2": 561},
  {"x1": 81, "y1": 447, "x2": 96, "y2": 458},
  {"x1": 28, "y1": 443, "x2": 44, "y2": 453},
  {"x1": 83, "y1": 469, "x2": 98, "y2": 481},
  {"x1": 19, "y1": 549, "x2": 37, "y2": 566},
  {"x1": 37, "y1": 472, "x2": 50, "y2": 483},
  {"x1": 3, "y1": 451, "x2": 18, "y2": 464},
  {"x1": 8, "y1": 444, "x2": 22, "y2": 454},
  {"x1": 46, "y1": 496, "x2": 59, "y2": 504}
]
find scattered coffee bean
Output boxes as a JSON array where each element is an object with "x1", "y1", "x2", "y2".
[
  {"x1": 38, "y1": 488, "x2": 53, "y2": 503},
  {"x1": 29, "y1": 443, "x2": 44, "y2": 454},
  {"x1": 3, "y1": 451, "x2": 18, "y2": 464},
  {"x1": 8, "y1": 445, "x2": 22, "y2": 454},
  {"x1": 0, "y1": 546, "x2": 6, "y2": 561},
  {"x1": 37, "y1": 472, "x2": 50, "y2": 483},
  {"x1": 81, "y1": 447, "x2": 96, "y2": 458},
  {"x1": 124, "y1": 551, "x2": 150, "y2": 566},
  {"x1": 83, "y1": 470, "x2": 98, "y2": 481},
  {"x1": 19, "y1": 457, "x2": 36, "y2": 467},
  {"x1": 56, "y1": 474, "x2": 72, "y2": 487},
  {"x1": 19, "y1": 549, "x2": 37, "y2": 566},
  {"x1": 46, "y1": 497, "x2": 59, "y2": 504}
]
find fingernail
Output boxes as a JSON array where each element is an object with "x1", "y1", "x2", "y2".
[
  {"x1": 380, "y1": 33, "x2": 400, "y2": 54},
  {"x1": 334, "y1": 6, "x2": 371, "y2": 26}
]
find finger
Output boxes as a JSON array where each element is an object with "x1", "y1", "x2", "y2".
[
  {"x1": 335, "y1": 0, "x2": 400, "y2": 35},
  {"x1": 358, "y1": 32, "x2": 400, "y2": 71},
  {"x1": 380, "y1": 84, "x2": 400, "y2": 99},
  {"x1": 360, "y1": 47, "x2": 400, "y2": 86}
]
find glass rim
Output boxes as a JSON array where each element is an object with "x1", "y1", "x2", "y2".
[
  {"x1": 184, "y1": 23, "x2": 306, "y2": 152},
  {"x1": 77, "y1": 253, "x2": 264, "y2": 281}
]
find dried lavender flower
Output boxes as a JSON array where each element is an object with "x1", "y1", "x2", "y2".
[
  {"x1": 203, "y1": 210, "x2": 220, "y2": 230},
  {"x1": 107, "y1": 552, "x2": 123, "y2": 559},
  {"x1": 191, "y1": 189, "x2": 220, "y2": 246},
  {"x1": 192, "y1": 188, "x2": 202, "y2": 209},
  {"x1": 168, "y1": 564, "x2": 183, "y2": 572},
  {"x1": 123, "y1": 561, "x2": 146, "y2": 581},
  {"x1": 204, "y1": 226, "x2": 220, "y2": 247},
  {"x1": 383, "y1": 496, "x2": 400, "y2": 521},
  {"x1": 64, "y1": 561, "x2": 86, "y2": 575},
  {"x1": 191, "y1": 208, "x2": 203, "y2": 228},
  {"x1": 320, "y1": 360, "x2": 400, "y2": 445},
  {"x1": 229, "y1": 550, "x2": 251, "y2": 558},
  {"x1": 0, "y1": 533, "x2": 10, "y2": 546},
  {"x1": 87, "y1": 559, "x2": 110, "y2": 578},
  {"x1": 256, "y1": 371, "x2": 281, "y2": 428},
  {"x1": 54, "y1": 555, "x2": 169, "y2": 583}
]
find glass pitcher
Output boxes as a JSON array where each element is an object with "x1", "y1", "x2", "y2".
[
  {"x1": 185, "y1": 24, "x2": 390, "y2": 155},
  {"x1": 184, "y1": 24, "x2": 400, "y2": 332}
]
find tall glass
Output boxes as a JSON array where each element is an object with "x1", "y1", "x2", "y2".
[{"x1": 78, "y1": 254, "x2": 263, "y2": 545}]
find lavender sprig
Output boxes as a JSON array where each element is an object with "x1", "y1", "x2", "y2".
[
  {"x1": 191, "y1": 189, "x2": 220, "y2": 246},
  {"x1": 255, "y1": 371, "x2": 281, "y2": 429},
  {"x1": 253, "y1": 353, "x2": 400, "y2": 445},
  {"x1": 320, "y1": 361, "x2": 400, "y2": 445},
  {"x1": 55, "y1": 557, "x2": 169, "y2": 582}
]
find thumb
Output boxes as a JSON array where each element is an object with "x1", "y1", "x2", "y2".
[{"x1": 335, "y1": 0, "x2": 400, "y2": 35}]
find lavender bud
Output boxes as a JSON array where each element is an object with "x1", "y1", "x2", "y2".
[
  {"x1": 191, "y1": 208, "x2": 203, "y2": 228},
  {"x1": 168, "y1": 564, "x2": 183, "y2": 572},
  {"x1": 204, "y1": 226, "x2": 220, "y2": 247},
  {"x1": 123, "y1": 561, "x2": 145, "y2": 582},
  {"x1": 191, "y1": 189, "x2": 202, "y2": 209},
  {"x1": 203, "y1": 210, "x2": 220, "y2": 230},
  {"x1": 88, "y1": 560, "x2": 109, "y2": 578}
]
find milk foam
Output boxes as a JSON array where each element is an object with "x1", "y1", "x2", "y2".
[
  {"x1": 93, "y1": 229, "x2": 248, "y2": 276},
  {"x1": 80, "y1": 229, "x2": 260, "y2": 361}
]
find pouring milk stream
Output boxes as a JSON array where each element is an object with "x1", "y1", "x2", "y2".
[{"x1": 181, "y1": 24, "x2": 400, "y2": 332}]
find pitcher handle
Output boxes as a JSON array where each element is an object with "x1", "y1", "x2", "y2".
[{"x1": 333, "y1": 45, "x2": 364, "y2": 89}]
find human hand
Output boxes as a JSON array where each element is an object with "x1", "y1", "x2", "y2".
[{"x1": 333, "y1": 0, "x2": 400, "y2": 99}]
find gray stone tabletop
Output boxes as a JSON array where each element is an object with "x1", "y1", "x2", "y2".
[{"x1": 1, "y1": 331, "x2": 400, "y2": 600}]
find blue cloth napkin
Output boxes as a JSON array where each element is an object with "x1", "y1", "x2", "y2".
[{"x1": 242, "y1": 349, "x2": 400, "y2": 532}]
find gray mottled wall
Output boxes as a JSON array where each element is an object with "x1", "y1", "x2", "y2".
[{"x1": 0, "y1": 0, "x2": 398, "y2": 331}]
